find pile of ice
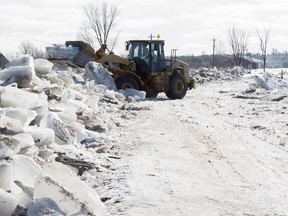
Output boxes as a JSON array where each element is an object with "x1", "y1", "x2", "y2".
[
  {"x1": 190, "y1": 66, "x2": 247, "y2": 83},
  {"x1": 0, "y1": 55, "x2": 146, "y2": 215},
  {"x1": 235, "y1": 70, "x2": 288, "y2": 102},
  {"x1": 252, "y1": 71, "x2": 288, "y2": 91}
]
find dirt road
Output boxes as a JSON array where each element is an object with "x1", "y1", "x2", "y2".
[{"x1": 120, "y1": 77, "x2": 288, "y2": 216}]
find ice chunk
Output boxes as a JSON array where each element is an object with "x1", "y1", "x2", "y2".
[
  {"x1": 0, "y1": 144, "x2": 13, "y2": 159},
  {"x1": 13, "y1": 154, "x2": 42, "y2": 188},
  {"x1": 0, "y1": 112, "x2": 23, "y2": 134},
  {"x1": 0, "y1": 66, "x2": 34, "y2": 87},
  {"x1": 60, "y1": 88, "x2": 84, "y2": 102},
  {"x1": 14, "y1": 133, "x2": 35, "y2": 149},
  {"x1": 0, "y1": 162, "x2": 13, "y2": 191},
  {"x1": 40, "y1": 112, "x2": 72, "y2": 145},
  {"x1": 127, "y1": 95, "x2": 137, "y2": 103},
  {"x1": 94, "y1": 84, "x2": 108, "y2": 92},
  {"x1": 85, "y1": 62, "x2": 117, "y2": 90},
  {"x1": 0, "y1": 188, "x2": 18, "y2": 216},
  {"x1": 19, "y1": 145, "x2": 39, "y2": 158},
  {"x1": 3, "y1": 107, "x2": 37, "y2": 127},
  {"x1": 25, "y1": 126, "x2": 55, "y2": 147},
  {"x1": 10, "y1": 181, "x2": 32, "y2": 207},
  {"x1": 51, "y1": 100, "x2": 87, "y2": 117},
  {"x1": 0, "y1": 135, "x2": 21, "y2": 157},
  {"x1": 34, "y1": 162, "x2": 106, "y2": 216},
  {"x1": 85, "y1": 95, "x2": 100, "y2": 112},
  {"x1": 5, "y1": 55, "x2": 34, "y2": 68},
  {"x1": 0, "y1": 55, "x2": 35, "y2": 87},
  {"x1": 27, "y1": 198, "x2": 66, "y2": 216},
  {"x1": 60, "y1": 89, "x2": 76, "y2": 102},
  {"x1": 37, "y1": 147, "x2": 54, "y2": 160},
  {"x1": 103, "y1": 89, "x2": 119, "y2": 103},
  {"x1": 0, "y1": 86, "x2": 48, "y2": 110},
  {"x1": 34, "y1": 59, "x2": 53, "y2": 75},
  {"x1": 56, "y1": 111, "x2": 77, "y2": 124},
  {"x1": 118, "y1": 88, "x2": 146, "y2": 101}
]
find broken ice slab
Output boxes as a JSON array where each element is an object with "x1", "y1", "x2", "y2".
[
  {"x1": 37, "y1": 147, "x2": 54, "y2": 160},
  {"x1": 60, "y1": 88, "x2": 84, "y2": 102},
  {"x1": 34, "y1": 59, "x2": 53, "y2": 75},
  {"x1": 34, "y1": 162, "x2": 106, "y2": 216},
  {"x1": 0, "y1": 66, "x2": 35, "y2": 87},
  {"x1": 3, "y1": 107, "x2": 37, "y2": 127},
  {"x1": 27, "y1": 198, "x2": 66, "y2": 216},
  {"x1": 0, "y1": 135, "x2": 21, "y2": 157},
  {"x1": 118, "y1": 88, "x2": 146, "y2": 101},
  {"x1": 85, "y1": 95, "x2": 100, "y2": 112},
  {"x1": 25, "y1": 126, "x2": 55, "y2": 147},
  {"x1": 0, "y1": 161, "x2": 13, "y2": 191},
  {"x1": 5, "y1": 55, "x2": 34, "y2": 68},
  {"x1": 84, "y1": 62, "x2": 117, "y2": 91},
  {"x1": 13, "y1": 133, "x2": 35, "y2": 150},
  {"x1": 12, "y1": 154, "x2": 42, "y2": 188},
  {"x1": 0, "y1": 113, "x2": 23, "y2": 134},
  {"x1": 0, "y1": 144, "x2": 13, "y2": 160},
  {"x1": 0, "y1": 86, "x2": 48, "y2": 110},
  {"x1": 10, "y1": 181, "x2": 32, "y2": 208},
  {"x1": 0, "y1": 188, "x2": 18, "y2": 216},
  {"x1": 39, "y1": 112, "x2": 73, "y2": 145}
]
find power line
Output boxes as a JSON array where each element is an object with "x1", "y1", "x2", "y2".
[{"x1": 0, "y1": 27, "x2": 53, "y2": 45}]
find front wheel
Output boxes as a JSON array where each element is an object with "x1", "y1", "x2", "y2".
[
  {"x1": 115, "y1": 75, "x2": 140, "y2": 90},
  {"x1": 166, "y1": 73, "x2": 188, "y2": 99}
]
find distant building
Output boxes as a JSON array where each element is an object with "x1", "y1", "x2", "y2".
[
  {"x1": 241, "y1": 56, "x2": 261, "y2": 70},
  {"x1": 0, "y1": 51, "x2": 9, "y2": 68}
]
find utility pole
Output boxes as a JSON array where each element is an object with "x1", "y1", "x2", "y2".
[{"x1": 212, "y1": 38, "x2": 216, "y2": 68}]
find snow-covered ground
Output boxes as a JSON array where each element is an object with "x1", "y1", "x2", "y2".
[
  {"x1": 108, "y1": 70, "x2": 288, "y2": 216},
  {"x1": 0, "y1": 57, "x2": 288, "y2": 216}
]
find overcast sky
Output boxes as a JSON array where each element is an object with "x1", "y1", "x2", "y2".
[{"x1": 1, "y1": 0, "x2": 288, "y2": 56}]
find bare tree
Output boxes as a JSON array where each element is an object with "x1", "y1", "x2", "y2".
[
  {"x1": 78, "y1": 3, "x2": 120, "y2": 50},
  {"x1": 19, "y1": 40, "x2": 44, "y2": 59},
  {"x1": 256, "y1": 26, "x2": 271, "y2": 72},
  {"x1": 77, "y1": 24, "x2": 94, "y2": 47},
  {"x1": 227, "y1": 26, "x2": 249, "y2": 66}
]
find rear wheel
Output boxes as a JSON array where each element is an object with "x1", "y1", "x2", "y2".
[
  {"x1": 115, "y1": 75, "x2": 140, "y2": 90},
  {"x1": 166, "y1": 73, "x2": 188, "y2": 99}
]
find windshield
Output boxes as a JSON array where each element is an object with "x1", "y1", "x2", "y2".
[
  {"x1": 127, "y1": 40, "x2": 166, "y2": 72},
  {"x1": 128, "y1": 42, "x2": 149, "y2": 60}
]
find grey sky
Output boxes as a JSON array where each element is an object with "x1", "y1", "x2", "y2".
[{"x1": 1, "y1": 0, "x2": 288, "y2": 56}]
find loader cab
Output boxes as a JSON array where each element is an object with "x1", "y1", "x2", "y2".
[{"x1": 126, "y1": 40, "x2": 166, "y2": 73}]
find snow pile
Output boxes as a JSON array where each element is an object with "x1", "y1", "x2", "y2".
[
  {"x1": 0, "y1": 55, "x2": 146, "y2": 215},
  {"x1": 191, "y1": 66, "x2": 247, "y2": 83}
]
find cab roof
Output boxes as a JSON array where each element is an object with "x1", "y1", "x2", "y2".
[{"x1": 127, "y1": 40, "x2": 165, "y2": 43}]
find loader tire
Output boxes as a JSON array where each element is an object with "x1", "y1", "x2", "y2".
[
  {"x1": 115, "y1": 75, "x2": 139, "y2": 90},
  {"x1": 167, "y1": 73, "x2": 187, "y2": 99}
]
